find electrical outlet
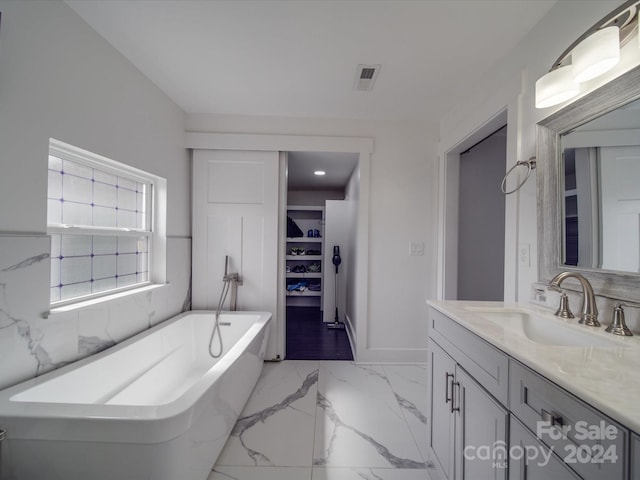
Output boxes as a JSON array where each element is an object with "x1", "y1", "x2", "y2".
[
  {"x1": 531, "y1": 285, "x2": 547, "y2": 304},
  {"x1": 519, "y1": 244, "x2": 530, "y2": 266}
]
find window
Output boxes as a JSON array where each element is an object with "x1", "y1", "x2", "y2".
[{"x1": 47, "y1": 139, "x2": 166, "y2": 305}]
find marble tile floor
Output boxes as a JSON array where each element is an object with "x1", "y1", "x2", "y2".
[{"x1": 209, "y1": 360, "x2": 436, "y2": 480}]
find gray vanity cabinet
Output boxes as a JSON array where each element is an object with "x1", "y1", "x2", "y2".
[
  {"x1": 510, "y1": 416, "x2": 580, "y2": 480},
  {"x1": 631, "y1": 433, "x2": 640, "y2": 480},
  {"x1": 428, "y1": 340, "x2": 456, "y2": 478},
  {"x1": 428, "y1": 305, "x2": 632, "y2": 480},
  {"x1": 454, "y1": 366, "x2": 508, "y2": 480},
  {"x1": 509, "y1": 360, "x2": 627, "y2": 480},
  {"x1": 428, "y1": 309, "x2": 509, "y2": 480}
]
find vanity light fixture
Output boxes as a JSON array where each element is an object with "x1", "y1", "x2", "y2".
[
  {"x1": 571, "y1": 26, "x2": 620, "y2": 83},
  {"x1": 314, "y1": 170, "x2": 326, "y2": 176},
  {"x1": 535, "y1": 0, "x2": 639, "y2": 109},
  {"x1": 535, "y1": 66, "x2": 579, "y2": 109}
]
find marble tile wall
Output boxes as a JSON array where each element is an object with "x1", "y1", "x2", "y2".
[
  {"x1": 0, "y1": 235, "x2": 191, "y2": 390},
  {"x1": 210, "y1": 361, "x2": 435, "y2": 480}
]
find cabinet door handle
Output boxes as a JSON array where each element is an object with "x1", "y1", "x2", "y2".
[
  {"x1": 541, "y1": 409, "x2": 563, "y2": 427},
  {"x1": 451, "y1": 381, "x2": 460, "y2": 413},
  {"x1": 445, "y1": 373, "x2": 454, "y2": 404}
]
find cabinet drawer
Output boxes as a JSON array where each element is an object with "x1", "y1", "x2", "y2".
[
  {"x1": 510, "y1": 416, "x2": 580, "y2": 480},
  {"x1": 509, "y1": 359, "x2": 627, "y2": 480},
  {"x1": 429, "y1": 307, "x2": 509, "y2": 405}
]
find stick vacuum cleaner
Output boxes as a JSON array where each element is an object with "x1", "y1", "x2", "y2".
[{"x1": 327, "y1": 245, "x2": 345, "y2": 330}]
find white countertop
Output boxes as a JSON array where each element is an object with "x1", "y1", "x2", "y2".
[{"x1": 427, "y1": 300, "x2": 640, "y2": 435}]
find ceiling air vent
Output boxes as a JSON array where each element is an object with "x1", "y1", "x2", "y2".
[{"x1": 354, "y1": 64, "x2": 381, "y2": 91}]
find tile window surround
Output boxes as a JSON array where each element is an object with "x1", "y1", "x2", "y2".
[
  {"x1": 47, "y1": 152, "x2": 151, "y2": 302},
  {"x1": 0, "y1": 235, "x2": 191, "y2": 391}
]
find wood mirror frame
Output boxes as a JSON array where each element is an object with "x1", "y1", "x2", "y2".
[{"x1": 537, "y1": 64, "x2": 640, "y2": 302}]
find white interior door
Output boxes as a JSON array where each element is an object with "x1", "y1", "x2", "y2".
[{"x1": 192, "y1": 149, "x2": 281, "y2": 359}]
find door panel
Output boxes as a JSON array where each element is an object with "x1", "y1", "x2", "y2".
[
  {"x1": 428, "y1": 340, "x2": 456, "y2": 479},
  {"x1": 455, "y1": 366, "x2": 508, "y2": 480},
  {"x1": 193, "y1": 149, "x2": 280, "y2": 358}
]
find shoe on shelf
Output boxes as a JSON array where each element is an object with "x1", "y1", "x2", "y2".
[
  {"x1": 287, "y1": 279, "x2": 309, "y2": 292},
  {"x1": 306, "y1": 262, "x2": 321, "y2": 273}
]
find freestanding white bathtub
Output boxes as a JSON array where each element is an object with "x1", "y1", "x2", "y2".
[{"x1": 0, "y1": 310, "x2": 271, "y2": 480}]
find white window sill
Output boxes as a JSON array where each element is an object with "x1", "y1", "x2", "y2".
[{"x1": 47, "y1": 283, "x2": 169, "y2": 317}]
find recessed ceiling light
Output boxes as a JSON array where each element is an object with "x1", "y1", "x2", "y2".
[{"x1": 314, "y1": 170, "x2": 326, "y2": 176}]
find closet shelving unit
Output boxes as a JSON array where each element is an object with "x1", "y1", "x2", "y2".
[{"x1": 286, "y1": 206, "x2": 324, "y2": 305}]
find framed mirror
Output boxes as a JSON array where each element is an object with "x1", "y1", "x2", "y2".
[{"x1": 537, "y1": 64, "x2": 640, "y2": 302}]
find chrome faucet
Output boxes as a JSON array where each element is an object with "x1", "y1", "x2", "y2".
[
  {"x1": 605, "y1": 301, "x2": 640, "y2": 336},
  {"x1": 548, "y1": 272, "x2": 600, "y2": 327}
]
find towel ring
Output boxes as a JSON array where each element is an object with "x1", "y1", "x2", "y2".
[{"x1": 501, "y1": 157, "x2": 536, "y2": 195}]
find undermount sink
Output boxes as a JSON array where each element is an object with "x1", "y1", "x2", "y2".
[{"x1": 465, "y1": 307, "x2": 620, "y2": 348}]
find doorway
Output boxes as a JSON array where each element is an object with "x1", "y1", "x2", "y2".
[
  {"x1": 187, "y1": 131, "x2": 372, "y2": 361},
  {"x1": 457, "y1": 126, "x2": 506, "y2": 301},
  {"x1": 284, "y1": 151, "x2": 357, "y2": 360},
  {"x1": 439, "y1": 109, "x2": 511, "y2": 301}
]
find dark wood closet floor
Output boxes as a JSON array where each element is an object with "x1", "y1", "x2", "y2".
[{"x1": 285, "y1": 306, "x2": 353, "y2": 360}]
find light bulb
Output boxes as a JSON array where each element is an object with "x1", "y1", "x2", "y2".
[
  {"x1": 535, "y1": 65, "x2": 580, "y2": 109},
  {"x1": 572, "y1": 26, "x2": 620, "y2": 83}
]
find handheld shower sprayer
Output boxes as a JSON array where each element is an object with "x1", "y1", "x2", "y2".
[{"x1": 209, "y1": 255, "x2": 242, "y2": 358}]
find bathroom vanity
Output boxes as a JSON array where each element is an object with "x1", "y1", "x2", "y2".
[
  {"x1": 427, "y1": 4, "x2": 640, "y2": 479},
  {"x1": 427, "y1": 300, "x2": 640, "y2": 480}
]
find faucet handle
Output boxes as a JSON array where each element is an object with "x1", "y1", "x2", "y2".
[
  {"x1": 605, "y1": 302, "x2": 639, "y2": 336},
  {"x1": 554, "y1": 292, "x2": 575, "y2": 319}
]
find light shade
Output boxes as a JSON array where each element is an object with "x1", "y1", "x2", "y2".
[
  {"x1": 535, "y1": 65, "x2": 580, "y2": 109},
  {"x1": 572, "y1": 26, "x2": 620, "y2": 83},
  {"x1": 314, "y1": 170, "x2": 326, "y2": 176}
]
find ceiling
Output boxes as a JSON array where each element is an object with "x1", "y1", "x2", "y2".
[
  {"x1": 65, "y1": 0, "x2": 557, "y2": 123},
  {"x1": 287, "y1": 152, "x2": 358, "y2": 190}
]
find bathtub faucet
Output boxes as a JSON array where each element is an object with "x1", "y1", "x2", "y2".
[{"x1": 223, "y1": 256, "x2": 242, "y2": 311}]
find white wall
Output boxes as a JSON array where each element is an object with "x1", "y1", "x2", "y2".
[
  {"x1": 438, "y1": 0, "x2": 640, "y2": 303},
  {"x1": 187, "y1": 114, "x2": 437, "y2": 363},
  {"x1": 344, "y1": 165, "x2": 360, "y2": 352},
  {"x1": 0, "y1": 1, "x2": 190, "y2": 388},
  {"x1": 288, "y1": 190, "x2": 345, "y2": 206}
]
